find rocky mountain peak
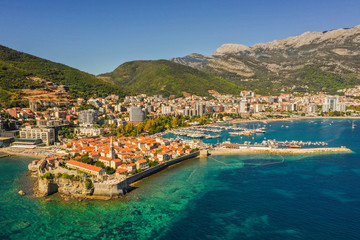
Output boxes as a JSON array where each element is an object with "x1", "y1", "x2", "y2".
[{"x1": 212, "y1": 43, "x2": 250, "y2": 56}]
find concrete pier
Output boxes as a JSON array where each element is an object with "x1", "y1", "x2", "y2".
[{"x1": 210, "y1": 146, "x2": 352, "y2": 155}]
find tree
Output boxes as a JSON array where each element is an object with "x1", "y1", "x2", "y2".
[
  {"x1": 105, "y1": 166, "x2": 115, "y2": 174},
  {"x1": 78, "y1": 153, "x2": 93, "y2": 164},
  {"x1": 85, "y1": 178, "x2": 94, "y2": 190},
  {"x1": 95, "y1": 161, "x2": 105, "y2": 168}
]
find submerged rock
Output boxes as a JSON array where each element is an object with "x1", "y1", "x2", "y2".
[{"x1": 18, "y1": 190, "x2": 26, "y2": 196}]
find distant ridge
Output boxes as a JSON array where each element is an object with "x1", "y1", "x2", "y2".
[{"x1": 171, "y1": 25, "x2": 360, "y2": 95}]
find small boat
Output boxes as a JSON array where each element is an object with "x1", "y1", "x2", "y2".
[
  {"x1": 241, "y1": 131, "x2": 252, "y2": 136},
  {"x1": 288, "y1": 144, "x2": 301, "y2": 148},
  {"x1": 229, "y1": 132, "x2": 240, "y2": 136}
]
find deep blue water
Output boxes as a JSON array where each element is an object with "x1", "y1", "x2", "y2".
[{"x1": 1, "y1": 119, "x2": 359, "y2": 239}]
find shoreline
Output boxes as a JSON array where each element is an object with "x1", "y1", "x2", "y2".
[
  {"x1": 0, "y1": 147, "x2": 49, "y2": 159},
  {"x1": 210, "y1": 147, "x2": 352, "y2": 156},
  {"x1": 226, "y1": 116, "x2": 360, "y2": 125},
  {"x1": 162, "y1": 116, "x2": 360, "y2": 135}
]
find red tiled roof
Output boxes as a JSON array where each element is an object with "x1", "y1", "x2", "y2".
[
  {"x1": 99, "y1": 156, "x2": 112, "y2": 161},
  {"x1": 137, "y1": 159, "x2": 147, "y2": 164},
  {"x1": 67, "y1": 160, "x2": 102, "y2": 173},
  {"x1": 116, "y1": 168, "x2": 127, "y2": 174}
]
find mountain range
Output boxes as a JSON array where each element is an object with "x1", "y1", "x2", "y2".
[
  {"x1": 1, "y1": 25, "x2": 360, "y2": 107},
  {"x1": 171, "y1": 25, "x2": 360, "y2": 95}
]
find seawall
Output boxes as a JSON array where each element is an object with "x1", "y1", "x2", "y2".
[
  {"x1": 90, "y1": 152, "x2": 200, "y2": 198},
  {"x1": 126, "y1": 151, "x2": 200, "y2": 186}
]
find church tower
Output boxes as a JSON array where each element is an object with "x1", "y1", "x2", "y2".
[{"x1": 109, "y1": 137, "x2": 115, "y2": 159}]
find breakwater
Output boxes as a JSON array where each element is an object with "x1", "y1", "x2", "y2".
[
  {"x1": 210, "y1": 146, "x2": 352, "y2": 155},
  {"x1": 92, "y1": 152, "x2": 200, "y2": 198},
  {"x1": 126, "y1": 152, "x2": 200, "y2": 185}
]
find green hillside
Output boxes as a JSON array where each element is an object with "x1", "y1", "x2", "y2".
[
  {"x1": 0, "y1": 44, "x2": 133, "y2": 104},
  {"x1": 100, "y1": 60, "x2": 243, "y2": 97}
]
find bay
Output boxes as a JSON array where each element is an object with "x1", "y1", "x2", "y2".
[{"x1": 1, "y1": 119, "x2": 359, "y2": 239}]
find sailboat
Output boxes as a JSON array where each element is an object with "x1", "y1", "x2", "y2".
[{"x1": 352, "y1": 121, "x2": 357, "y2": 129}]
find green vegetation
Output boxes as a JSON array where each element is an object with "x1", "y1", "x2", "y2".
[
  {"x1": 58, "y1": 123, "x2": 77, "y2": 139},
  {"x1": 115, "y1": 115, "x2": 189, "y2": 136},
  {"x1": 41, "y1": 172, "x2": 54, "y2": 180},
  {"x1": 293, "y1": 65, "x2": 360, "y2": 94},
  {"x1": 113, "y1": 114, "x2": 216, "y2": 137},
  {"x1": 147, "y1": 160, "x2": 159, "y2": 168},
  {"x1": 85, "y1": 178, "x2": 94, "y2": 190},
  {"x1": 76, "y1": 153, "x2": 94, "y2": 165},
  {"x1": 100, "y1": 60, "x2": 243, "y2": 97},
  {"x1": 347, "y1": 106, "x2": 360, "y2": 111},
  {"x1": 95, "y1": 161, "x2": 105, "y2": 168},
  {"x1": 105, "y1": 166, "x2": 116, "y2": 175},
  {"x1": 62, "y1": 173, "x2": 82, "y2": 181},
  {"x1": 327, "y1": 111, "x2": 345, "y2": 116},
  {"x1": 0, "y1": 44, "x2": 133, "y2": 106}
]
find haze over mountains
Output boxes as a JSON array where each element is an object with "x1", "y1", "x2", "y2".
[{"x1": 171, "y1": 25, "x2": 360, "y2": 95}]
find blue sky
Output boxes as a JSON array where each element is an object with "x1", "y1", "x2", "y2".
[{"x1": 1, "y1": 0, "x2": 359, "y2": 74}]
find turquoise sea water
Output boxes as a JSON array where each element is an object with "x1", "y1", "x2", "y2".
[{"x1": 1, "y1": 119, "x2": 360, "y2": 239}]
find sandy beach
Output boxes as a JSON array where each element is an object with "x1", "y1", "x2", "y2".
[{"x1": 0, "y1": 146, "x2": 59, "y2": 159}]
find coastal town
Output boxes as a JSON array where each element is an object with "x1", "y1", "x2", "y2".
[
  {"x1": 1, "y1": 88, "x2": 360, "y2": 149},
  {"x1": 0, "y1": 88, "x2": 357, "y2": 198}
]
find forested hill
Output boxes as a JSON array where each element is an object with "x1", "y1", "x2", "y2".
[
  {"x1": 99, "y1": 60, "x2": 243, "y2": 97},
  {"x1": 0, "y1": 44, "x2": 133, "y2": 106}
]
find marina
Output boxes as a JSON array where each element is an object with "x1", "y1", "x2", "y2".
[
  {"x1": 163, "y1": 119, "x2": 353, "y2": 156},
  {"x1": 167, "y1": 124, "x2": 267, "y2": 139}
]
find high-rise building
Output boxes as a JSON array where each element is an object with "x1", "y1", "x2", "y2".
[
  {"x1": 322, "y1": 96, "x2": 337, "y2": 112},
  {"x1": 79, "y1": 109, "x2": 98, "y2": 125},
  {"x1": 254, "y1": 104, "x2": 264, "y2": 113},
  {"x1": 307, "y1": 103, "x2": 318, "y2": 113},
  {"x1": 129, "y1": 107, "x2": 146, "y2": 122},
  {"x1": 29, "y1": 100, "x2": 38, "y2": 112},
  {"x1": 161, "y1": 106, "x2": 172, "y2": 115},
  {"x1": 290, "y1": 103, "x2": 297, "y2": 112},
  {"x1": 195, "y1": 103, "x2": 206, "y2": 116},
  {"x1": 322, "y1": 96, "x2": 346, "y2": 112},
  {"x1": 239, "y1": 100, "x2": 250, "y2": 113}
]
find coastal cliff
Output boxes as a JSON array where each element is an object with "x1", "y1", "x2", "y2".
[{"x1": 34, "y1": 177, "x2": 93, "y2": 198}]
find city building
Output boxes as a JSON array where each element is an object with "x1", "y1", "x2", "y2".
[
  {"x1": 307, "y1": 103, "x2": 318, "y2": 113},
  {"x1": 239, "y1": 100, "x2": 250, "y2": 113},
  {"x1": 161, "y1": 106, "x2": 173, "y2": 115},
  {"x1": 19, "y1": 126, "x2": 55, "y2": 145},
  {"x1": 322, "y1": 96, "x2": 346, "y2": 112},
  {"x1": 129, "y1": 107, "x2": 146, "y2": 122},
  {"x1": 79, "y1": 109, "x2": 98, "y2": 125},
  {"x1": 195, "y1": 103, "x2": 206, "y2": 116},
  {"x1": 66, "y1": 160, "x2": 105, "y2": 177},
  {"x1": 75, "y1": 126, "x2": 104, "y2": 137},
  {"x1": 29, "y1": 100, "x2": 38, "y2": 112}
]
